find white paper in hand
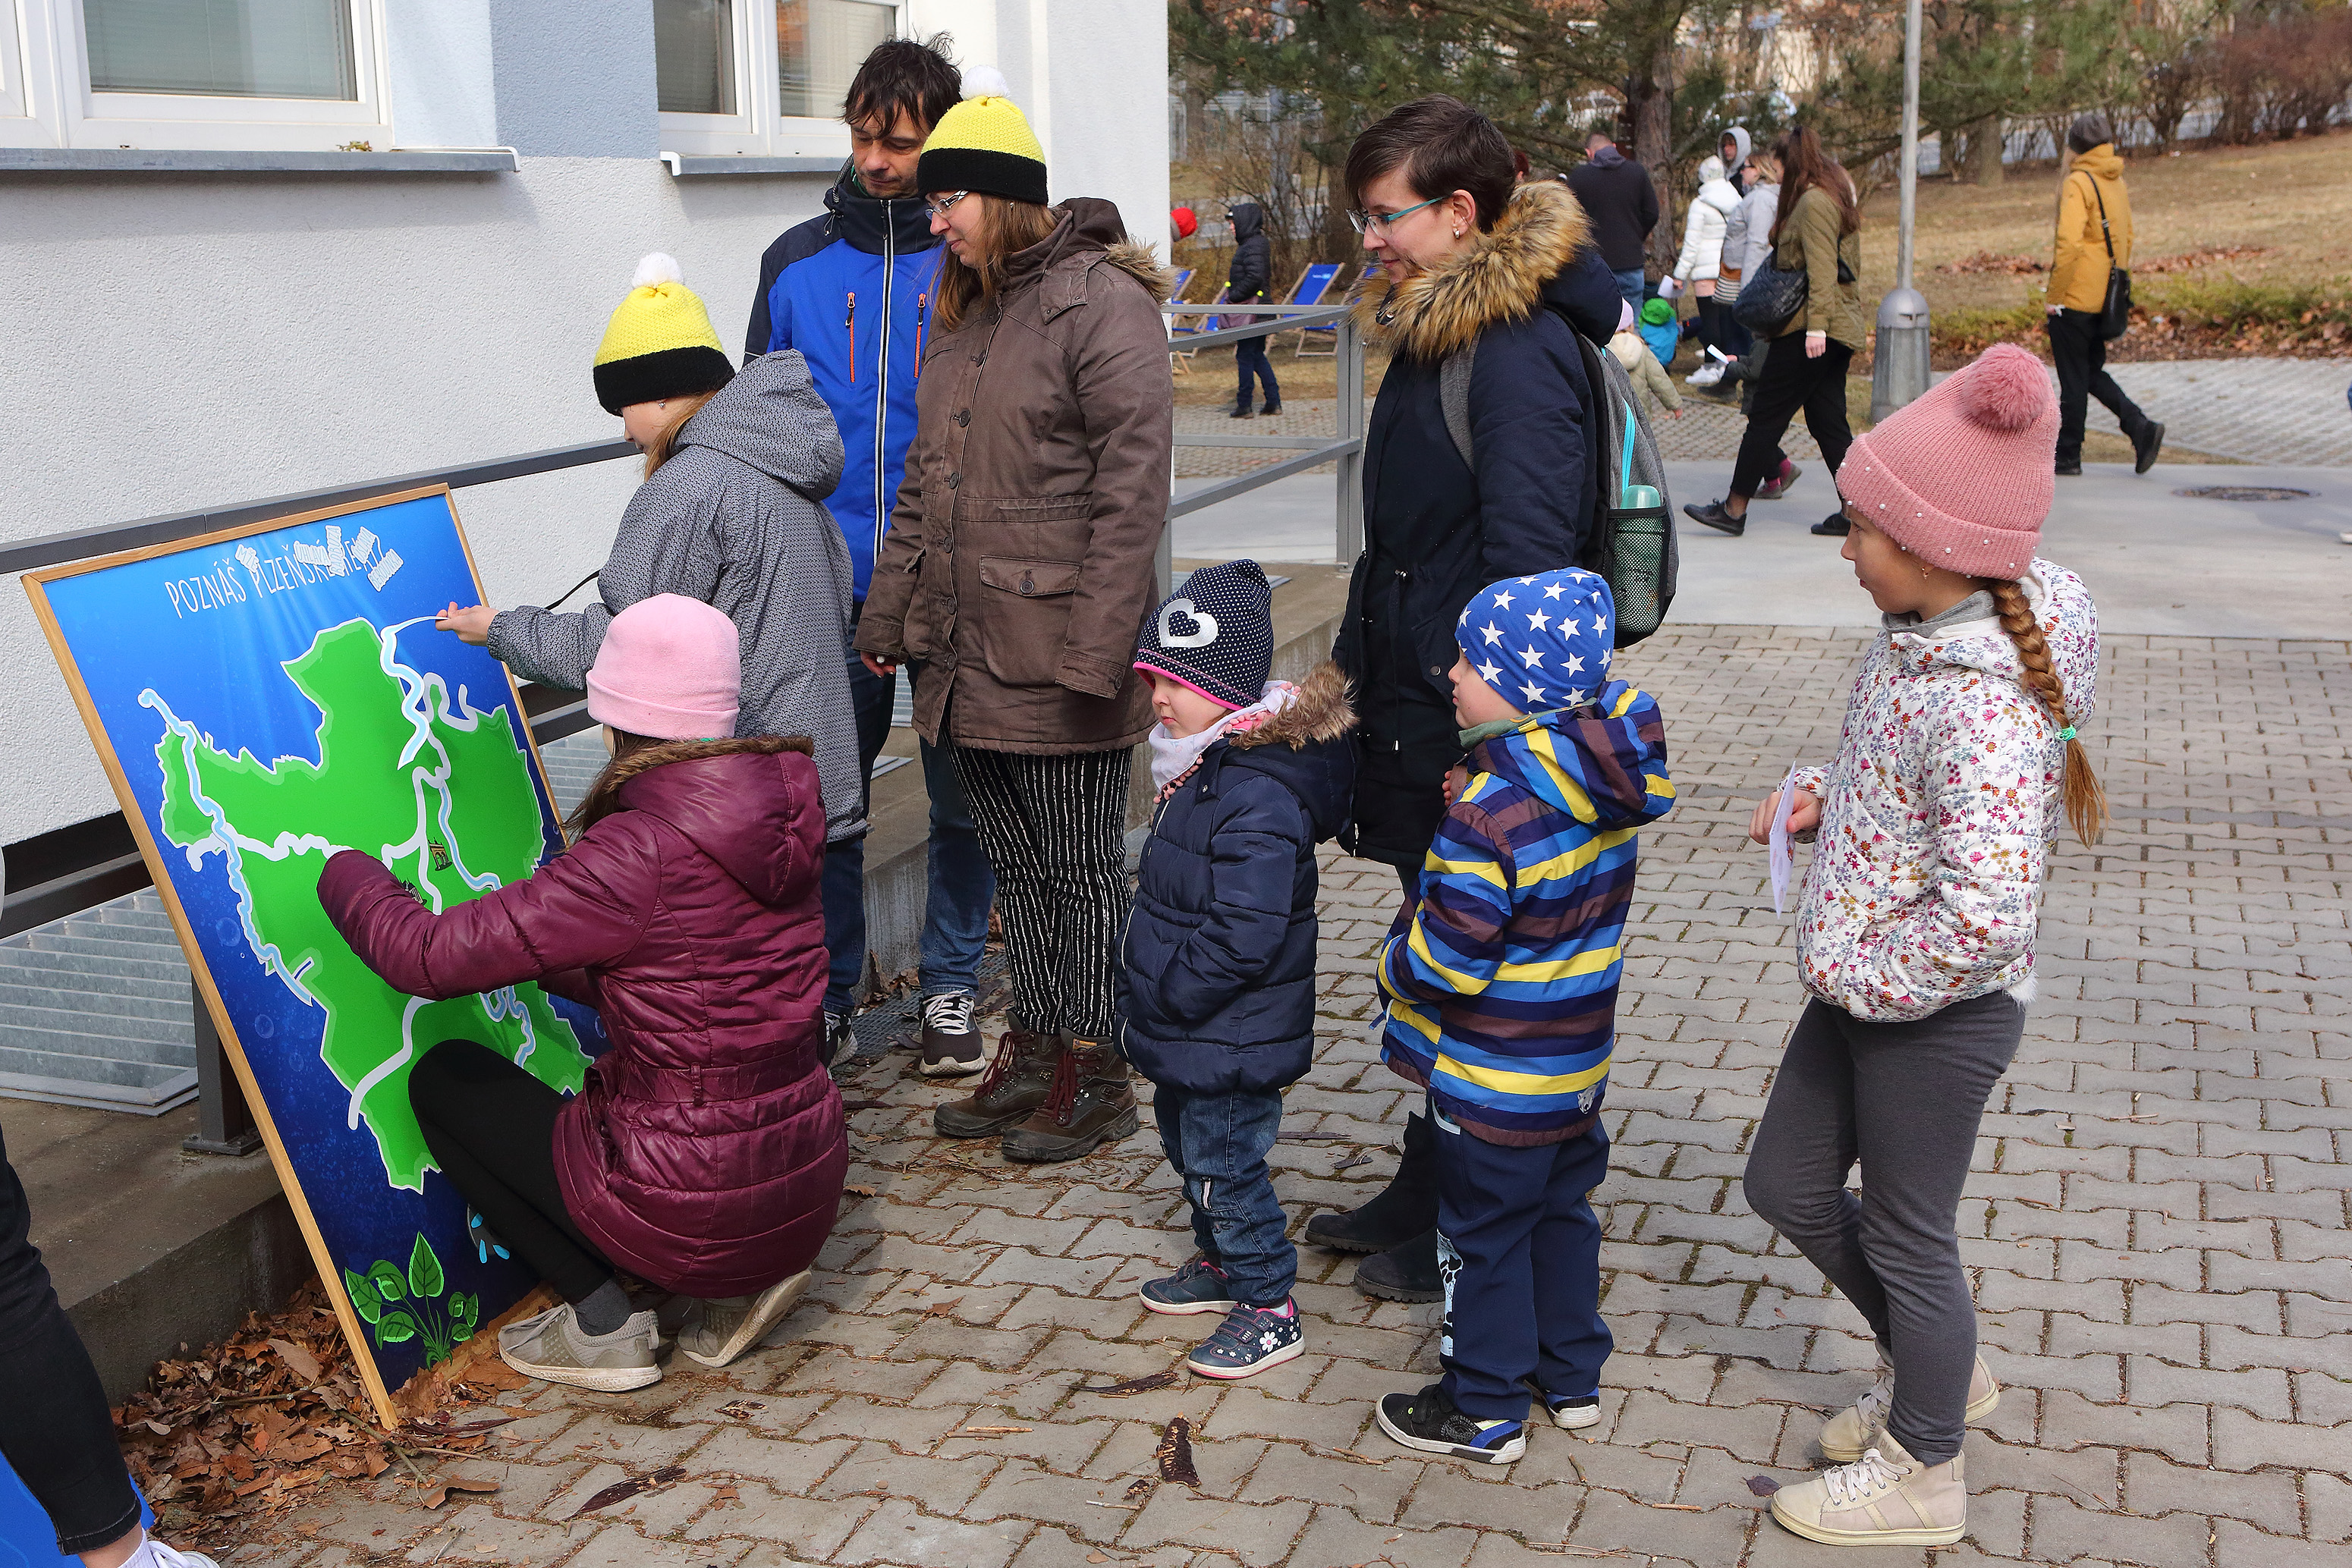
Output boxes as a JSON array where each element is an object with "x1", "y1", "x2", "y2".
[{"x1": 1769, "y1": 765, "x2": 1798, "y2": 916}]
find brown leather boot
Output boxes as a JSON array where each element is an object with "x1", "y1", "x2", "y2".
[
  {"x1": 1001, "y1": 1035, "x2": 1141, "y2": 1163},
  {"x1": 933, "y1": 1028, "x2": 1060, "y2": 1138}
]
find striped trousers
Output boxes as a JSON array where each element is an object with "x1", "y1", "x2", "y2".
[{"x1": 951, "y1": 746, "x2": 1132, "y2": 1042}]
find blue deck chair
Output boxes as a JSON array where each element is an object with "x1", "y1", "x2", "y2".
[
  {"x1": 1164, "y1": 266, "x2": 1203, "y2": 376},
  {"x1": 1276, "y1": 262, "x2": 1344, "y2": 358},
  {"x1": 1291, "y1": 262, "x2": 1358, "y2": 358}
]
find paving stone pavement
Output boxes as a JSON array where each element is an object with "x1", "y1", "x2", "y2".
[
  {"x1": 2094, "y1": 360, "x2": 2352, "y2": 470},
  {"x1": 228, "y1": 624, "x2": 2350, "y2": 1568}
]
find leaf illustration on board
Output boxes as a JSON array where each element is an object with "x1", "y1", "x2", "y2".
[{"x1": 409, "y1": 1233, "x2": 444, "y2": 1299}]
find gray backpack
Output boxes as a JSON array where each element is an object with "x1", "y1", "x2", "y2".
[{"x1": 1439, "y1": 335, "x2": 1678, "y2": 647}]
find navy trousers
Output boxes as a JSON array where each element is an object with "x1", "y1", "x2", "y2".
[{"x1": 1433, "y1": 1106, "x2": 1613, "y2": 1422}]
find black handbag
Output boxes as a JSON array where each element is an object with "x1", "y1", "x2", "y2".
[
  {"x1": 1731, "y1": 247, "x2": 1807, "y2": 337},
  {"x1": 2081, "y1": 174, "x2": 2133, "y2": 341}
]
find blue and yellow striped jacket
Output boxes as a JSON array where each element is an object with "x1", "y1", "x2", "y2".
[{"x1": 1379, "y1": 682, "x2": 1674, "y2": 1145}]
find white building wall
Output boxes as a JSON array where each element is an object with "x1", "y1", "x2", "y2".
[{"x1": 0, "y1": 0, "x2": 1168, "y2": 844}]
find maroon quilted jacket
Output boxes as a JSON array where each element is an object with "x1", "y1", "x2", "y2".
[{"x1": 318, "y1": 741, "x2": 845, "y2": 1298}]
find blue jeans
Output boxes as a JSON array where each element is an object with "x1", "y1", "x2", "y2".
[
  {"x1": 820, "y1": 635, "x2": 996, "y2": 1015},
  {"x1": 1611, "y1": 267, "x2": 1646, "y2": 317},
  {"x1": 1434, "y1": 1105, "x2": 1612, "y2": 1422},
  {"x1": 1234, "y1": 336, "x2": 1279, "y2": 410},
  {"x1": 1154, "y1": 1084, "x2": 1294, "y2": 1307}
]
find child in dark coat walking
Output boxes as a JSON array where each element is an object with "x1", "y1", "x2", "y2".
[
  {"x1": 1373, "y1": 567, "x2": 1674, "y2": 1466},
  {"x1": 1122, "y1": 560, "x2": 1355, "y2": 1379}
]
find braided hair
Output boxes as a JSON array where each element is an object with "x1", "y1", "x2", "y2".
[{"x1": 1989, "y1": 580, "x2": 2107, "y2": 844}]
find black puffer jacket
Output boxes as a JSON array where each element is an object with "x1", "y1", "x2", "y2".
[
  {"x1": 1227, "y1": 203, "x2": 1272, "y2": 303},
  {"x1": 1335, "y1": 180, "x2": 1623, "y2": 868},
  {"x1": 1121, "y1": 664, "x2": 1355, "y2": 1094}
]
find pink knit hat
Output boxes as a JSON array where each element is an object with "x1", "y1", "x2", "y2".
[
  {"x1": 585, "y1": 594, "x2": 741, "y2": 739},
  {"x1": 1837, "y1": 344, "x2": 2058, "y2": 579}
]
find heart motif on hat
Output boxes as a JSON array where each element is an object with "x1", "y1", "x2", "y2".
[{"x1": 1157, "y1": 597, "x2": 1219, "y2": 649}]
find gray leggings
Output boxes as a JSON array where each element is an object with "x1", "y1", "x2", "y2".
[{"x1": 1743, "y1": 990, "x2": 2023, "y2": 1465}]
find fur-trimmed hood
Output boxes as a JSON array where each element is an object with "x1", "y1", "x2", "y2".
[
  {"x1": 1352, "y1": 180, "x2": 1593, "y2": 363},
  {"x1": 1229, "y1": 661, "x2": 1355, "y2": 751},
  {"x1": 1004, "y1": 196, "x2": 1178, "y2": 313}
]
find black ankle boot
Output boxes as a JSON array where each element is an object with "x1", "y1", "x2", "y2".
[
  {"x1": 1355, "y1": 1226, "x2": 1443, "y2": 1302},
  {"x1": 1306, "y1": 1113, "x2": 1439, "y2": 1253}
]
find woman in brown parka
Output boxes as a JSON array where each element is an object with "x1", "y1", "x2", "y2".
[{"x1": 854, "y1": 90, "x2": 1175, "y2": 1164}]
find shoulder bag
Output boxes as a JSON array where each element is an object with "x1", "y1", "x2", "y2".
[{"x1": 2080, "y1": 174, "x2": 2133, "y2": 341}]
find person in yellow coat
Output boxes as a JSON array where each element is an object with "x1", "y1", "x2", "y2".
[{"x1": 2047, "y1": 113, "x2": 2164, "y2": 476}]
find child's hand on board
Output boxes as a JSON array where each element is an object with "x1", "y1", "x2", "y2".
[
  {"x1": 1747, "y1": 787, "x2": 1821, "y2": 845},
  {"x1": 437, "y1": 602, "x2": 497, "y2": 645},
  {"x1": 1442, "y1": 763, "x2": 1470, "y2": 807}
]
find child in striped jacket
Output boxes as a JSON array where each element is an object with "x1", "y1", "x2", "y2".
[{"x1": 1371, "y1": 567, "x2": 1675, "y2": 1469}]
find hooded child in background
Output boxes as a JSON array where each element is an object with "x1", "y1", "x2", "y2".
[
  {"x1": 1637, "y1": 296, "x2": 1681, "y2": 367},
  {"x1": 1123, "y1": 561, "x2": 1357, "y2": 1382}
]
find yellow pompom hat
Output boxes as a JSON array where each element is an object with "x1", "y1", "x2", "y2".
[
  {"x1": 916, "y1": 86, "x2": 1047, "y2": 206},
  {"x1": 593, "y1": 252, "x2": 734, "y2": 415}
]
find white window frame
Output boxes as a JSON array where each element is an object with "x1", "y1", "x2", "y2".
[
  {"x1": 2, "y1": 0, "x2": 394, "y2": 152},
  {"x1": 659, "y1": 0, "x2": 900, "y2": 162}
]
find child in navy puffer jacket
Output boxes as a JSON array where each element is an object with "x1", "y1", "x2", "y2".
[{"x1": 1121, "y1": 560, "x2": 1355, "y2": 1381}]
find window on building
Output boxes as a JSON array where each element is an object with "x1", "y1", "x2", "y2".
[
  {"x1": 655, "y1": 0, "x2": 737, "y2": 117},
  {"x1": 1, "y1": 0, "x2": 390, "y2": 150},
  {"x1": 777, "y1": 0, "x2": 893, "y2": 121}
]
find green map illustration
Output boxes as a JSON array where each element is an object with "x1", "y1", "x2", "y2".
[{"x1": 150, "y1": 617, "x2": 590, "y2": 1190}]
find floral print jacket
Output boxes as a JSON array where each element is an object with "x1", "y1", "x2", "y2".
[{"x1": 1789, "y1": 561, "x2": 2099, "y2": 1023}]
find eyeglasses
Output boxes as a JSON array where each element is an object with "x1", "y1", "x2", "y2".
[
  {"x1": 1347, "y1": 193, "x2": 1445, "y2": 235},
  {"x1": 925, "y1": 190, "x2": 972, "y2": 220}
]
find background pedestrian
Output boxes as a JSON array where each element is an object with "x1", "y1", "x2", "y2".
[
  {"x1": 1224, "y1": 201, "x2": 1283, "y2": 418},
  {"x1": 1564, "y1": 127, "x2": 1659, "y2": 313},
  {"x1": 1670, "y1": 154, "x2": 1742, "y2": 363},
  {"x1": 2047, "y1": 112, "x2": 2166, "y2": 476}
]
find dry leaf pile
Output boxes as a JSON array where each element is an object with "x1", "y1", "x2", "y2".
[
  {"x1": 112, "y1": 1279, "x2": 519, "y2": 1550},
  {"x1": 1941, "y1": 250, "x2": 2047, "y2": 275}
]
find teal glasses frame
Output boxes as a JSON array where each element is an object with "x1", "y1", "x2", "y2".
[{"x1": 1346, "y1": 193, "x2": 1445, "y2": 234}]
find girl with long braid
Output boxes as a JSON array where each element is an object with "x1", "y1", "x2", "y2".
[{"x1": 1737, "y1": 345, "x2": 2105, "y2": 1546}]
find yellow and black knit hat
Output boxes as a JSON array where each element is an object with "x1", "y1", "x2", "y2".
[
  {"x1": 916, "y1": 89, "x2": 1047, "y2": 206},
  {"x1": 593, "y1": 253, "x2": 734, "y2": 415}
]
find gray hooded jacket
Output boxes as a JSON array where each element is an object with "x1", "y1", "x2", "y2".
[{"x1": 489, "y1": 352, "x2": 863, "y2": 844}]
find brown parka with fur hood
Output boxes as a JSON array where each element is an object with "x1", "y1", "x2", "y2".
[{"x1": 856, "y1": 198, "x2": 1176, "y2": 754}]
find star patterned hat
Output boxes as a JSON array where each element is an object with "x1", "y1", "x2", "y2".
[{"x1": 1456, "y1": 567, "x2": 1616, "y2": 712}]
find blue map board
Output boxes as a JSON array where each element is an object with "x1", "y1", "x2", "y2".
[{"x1": 27, "y1": 486, "x2": 608, "y2": 1426}]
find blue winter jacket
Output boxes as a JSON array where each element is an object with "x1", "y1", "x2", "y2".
[
  {"x1": 748, "y1": 174, "x2": 940, "y2": 599},
  {"x1": 1121, "y1": 664, "x2": 1357, "y2": 1095}
]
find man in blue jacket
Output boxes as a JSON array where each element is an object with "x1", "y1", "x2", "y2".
[{"x1": 744, "y1": 37, "x2": 995, "y2": 1076}]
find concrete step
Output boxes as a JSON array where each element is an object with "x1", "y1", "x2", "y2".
[
  {"x1": 0, "y1": 1034, "x2": 195, "y2": 1086},
  {"x1": 0, "y1": 949, "x2": 191, "y2": 1001},
  {"x1": 0, "y1": 941, "x2": 192, "y2": 987},
  {"x1": 83, "y1": 901, "x2": 179, "y2": 933},
  {"x1": 17, "y1": 929, "x2": 192, "y2": 965},
  {"x1": 0, "y1": 1066, "x2": 197, "y2": 1113},
  {"x1": 0, "y1": 996, "x2": 193, "y2": 1045}
]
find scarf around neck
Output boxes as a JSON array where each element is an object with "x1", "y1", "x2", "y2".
[{"x1": 1149, "y1": 680, "x2": 1298, "y2": 797}]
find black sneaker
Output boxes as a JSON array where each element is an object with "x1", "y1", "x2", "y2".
[
  {"x1": 1810, "y1": 513, "x2": 1850, "y2": 536},
  {"x1": 1354, "y1": 1227, "x2": 1442, "y2": 1303},
  {"x1": 1535, "y1": 1387, "x2": 1603, "y2": 1430},
  {"x1": 1229, "y1": 402, "x2": 1254, "y2": 419},
  {"x1": 1684, "y1": 500, "x2": 1744, "y2": 537},
  {"x1": 2055, "y1": 458, "x2": 2083, "y2": 476},
  {"x1": 2133, "y1": 421, "x2": 2165, "y2": 474},
  {"x1": 1261, "y1": 400, "x2": 1283, "y2": 416},
  {"x1": 822, "y1": 1010, "x2": 856, "y2": 1067},
  {"x1": 917, "y1": 992, "x2": 984, "y2": 1076},
  {"x1": 1376, "y1": 1384, "x2": 1527, "y2": 1464}
]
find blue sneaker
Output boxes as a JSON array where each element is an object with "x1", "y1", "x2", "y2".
[
  {"x1": 1376, "y1": 1384, "x2": 1527, "y2": 1464},
  {"x1": 1184, "y1": 1302, "x2": 1305, "y2": 1379},
  {"x1": 1140, "y1": 1256, "x2": 1237, "y2": 1316}
]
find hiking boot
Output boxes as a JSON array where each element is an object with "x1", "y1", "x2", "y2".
[
  {"x1": 1306, "y1": 1112, "x2": 1438, "y2": 1253},
  {"x1": 917, "y1": 991, "x2": 984, "y2": 1077},
  {"x1": 1185, "y1": 1302, "x2": 1305, "y2": 1379},
  {"x1": 934, "y1": 1027, "x2": 1059, "y2": 1138},
  {"x1": 1001, "y1": 1036, "x2": 1140, "y2": 1162},
  {"x1": 677, "y1": 1269, "x2": 812, "y2": 1369},
  {"x1": 1261, "y1": 399, "x2": 1283, "y2": 416},
  {"x1": 1819, "y1": 1356, "x2": 1999, "y2": 1463},
  {"x1": 1376, "y1": 1383, "x2": 1527, "y2": 1465},
  {"x1": 497, "y1": 1302, "x2": 660, "y2": 1392},
  {"x1": 1685, "y1": 500, "x2": 1744, "y2": 536},
  {"x1": 1754, "y1": 459, "x2": 1801, "y2": 500},
  {"x1": 1229, "y1": 400, "x2": 1254, "y2": 418},
  {"x1": 1811, "y1": 513, "x2": 1851, "y2": 536},
  {"x1": 1769, "y1": 1431, "x2": 1967, "y2": 1547},
  {"x1": 1140, "y1": 1255, "x2": 1237, "y2": 1316},
  {"x1": 1354, "y1": 1226, "x2": 1442, "y2": 1303},
  {"x1": 2133, "y1": 420, "x2": 2165, "y2": 474}
]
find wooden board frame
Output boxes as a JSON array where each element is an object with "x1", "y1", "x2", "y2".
[{"x1": 23, "y1": 482, "x2": 568, "y2": 1430}]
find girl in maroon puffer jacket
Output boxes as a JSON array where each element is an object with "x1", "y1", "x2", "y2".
[{"x1": 318, "y1": 595, "x2": 846, "y2": 1391}]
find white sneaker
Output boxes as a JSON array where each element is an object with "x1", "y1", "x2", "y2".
[
  {"x1": 133, "y1": 1538, "x2": 222, "y2": 1568},
  {"x1": 497, "y1": 1302, "x2": 660, "y2": 1391},
  {"x1": 1770, "y1": 1432, "x2": 1966, "y2": 1547},
  {"x1": 1687, "y1": 363, "x2": 1725, "y2": 388},
  {"x1": 677, "y1": 1270, "x2": 813, "y2": 1368},
  {"x1": 1819, "y1": 1355, "x2": 1999, "y2": 1462}
]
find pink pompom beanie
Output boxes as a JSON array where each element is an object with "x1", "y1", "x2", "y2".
[
  {"x1": 585, "y1": 594, "x2": 741, "y2": 740},
  {"x1": 1836, "y1": 343, "x2": 2058, "y2": 579}
]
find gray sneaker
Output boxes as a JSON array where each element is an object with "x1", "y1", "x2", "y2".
[
  {"x1": 497, "y1": 1302, "x2": 660, "y2": 1391},
  {"x1": 677, "y1": 1270, "x2": 813, "y2": 1368}
]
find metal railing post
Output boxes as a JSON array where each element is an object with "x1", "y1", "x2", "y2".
[
  {"x1": 181, "y1": 978, "x2": 260, "y2": 1156},
  {"x1": 1334, "y1": 310, "x2": 1365, "y2": 569}
]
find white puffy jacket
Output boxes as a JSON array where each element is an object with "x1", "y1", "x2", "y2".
[
  {"x1": 1788, "y1": 563, "x2": 2100, "y2": 1023},
  {"x1": 1672, "y1": 171, "x2": 1744, "y2": 284}
]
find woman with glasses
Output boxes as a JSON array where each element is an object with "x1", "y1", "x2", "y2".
[
  {"x1": 854, "y1": 89, "x2": 1174, "y2": 1166},
  {"x1": 1307, "y1": 95, "x2": 1624, "y2": 1304}
]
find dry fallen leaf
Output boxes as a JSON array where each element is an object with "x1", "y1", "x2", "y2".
[
  {"x1": 268, "y1": 1337, "x2": 323, "y2": 1385},
  {"x1": 1745, "y1": 1475, "x2": 1781, "y2": 1497},
  {"x1": 844, "y1": 1183, "x2": 879, "y2": 1198},
  {"x1": 420, "y1": 1478, "x2": 499, "y2": 1510},
  {"x1": 716, "y1": 1400, "x2": 766, "y2": 1419},
  {"x1": 573, "y1": 1465, "x2": 687, "y2": 1518},
  {"x1": 1073, "y1": 1370, "x2": 1178, "y2": 1397},
  {"x1": 1154, "y1": 1416, "x2": 1200, "y2": 1487},
  {"x1": 924, "y1": 1296, "x2": 964, "y2": 1318},
  {"x1": 1123, "y1": 1476, "x2": 1154, "y2": 1500}
]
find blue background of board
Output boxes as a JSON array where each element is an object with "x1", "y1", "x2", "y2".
[{"x1": 38, "y1": 493, "x2": 606, "y2": 1401}]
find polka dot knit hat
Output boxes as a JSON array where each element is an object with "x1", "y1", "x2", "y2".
[
  {"x1": 1456, "y1": 567, "x2": 1616, "y2": 712},
  {"x1": 1133, "y1": 558, "x2": 1275, "y2": 711},
  {"x1": 1837, "y1": 343, "x2": 2058, "y2": 579}
]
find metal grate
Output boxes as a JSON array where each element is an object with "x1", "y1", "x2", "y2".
[{"x1": 0, "y1": 891, "x2": 197, "y2": 1114}]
